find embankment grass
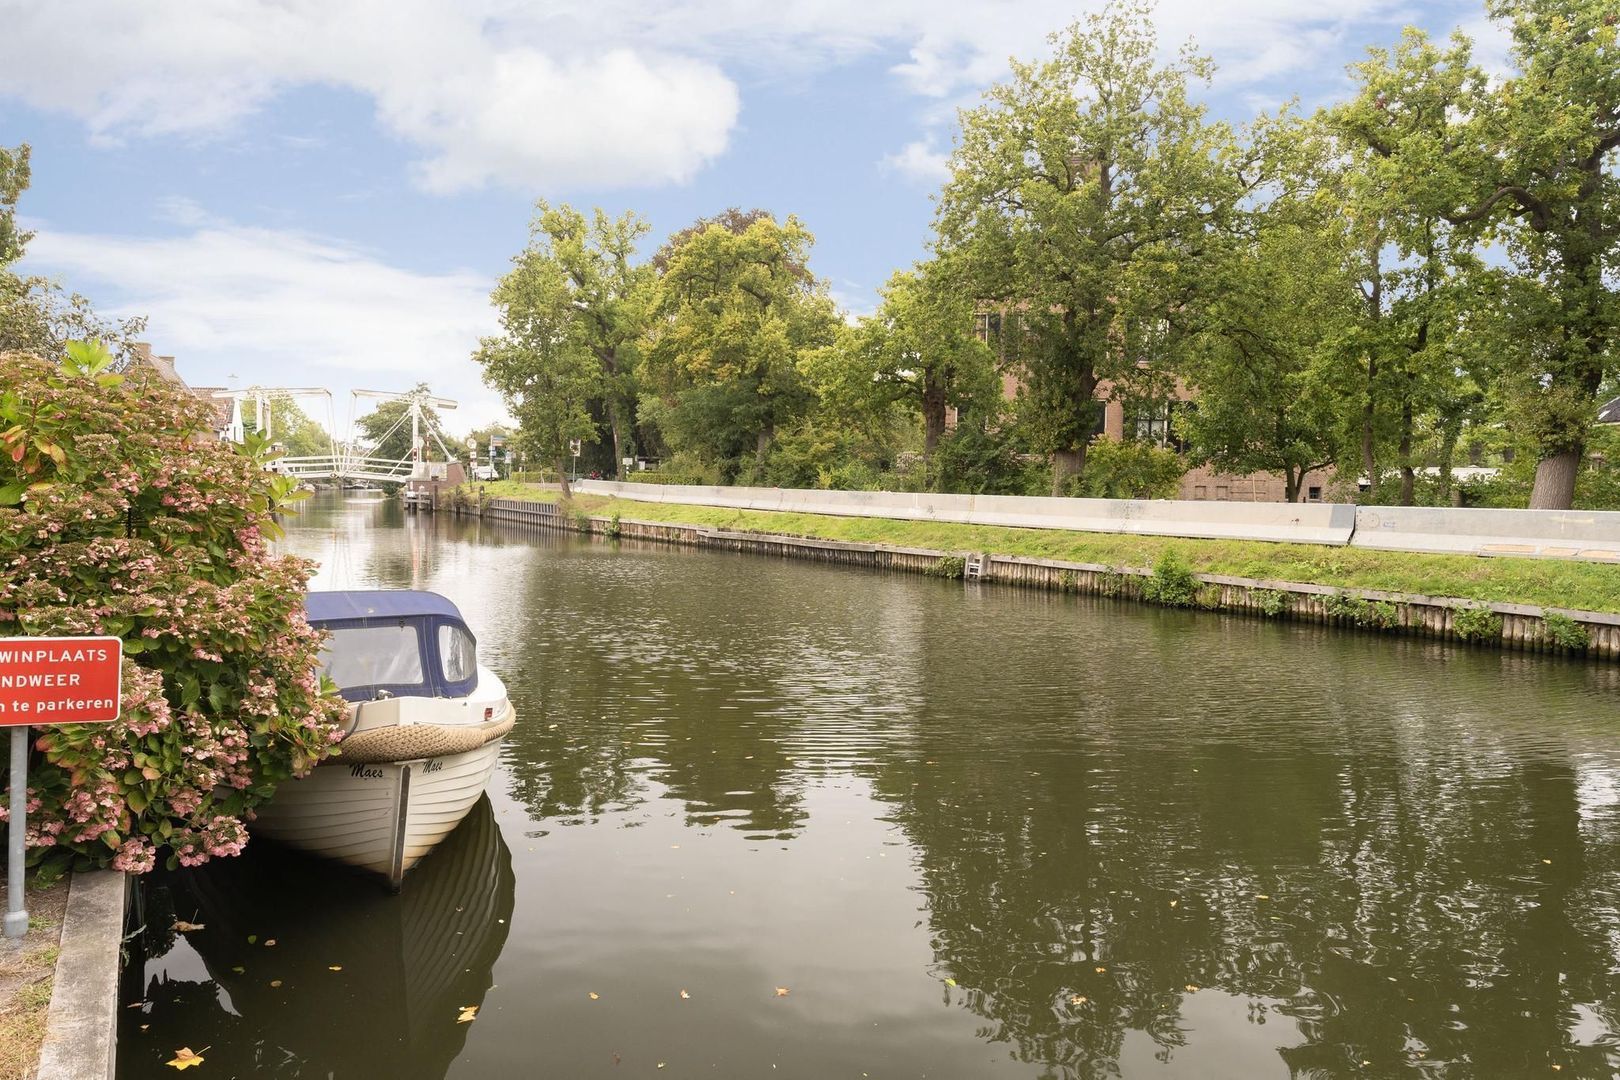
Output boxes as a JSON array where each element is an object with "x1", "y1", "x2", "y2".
[{"x1": 462, "y1": 482, "x2": 1620, "y2": 614}]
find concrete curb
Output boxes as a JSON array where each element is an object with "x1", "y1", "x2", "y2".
[{"x1": 35, "y1": 869, "x2": 127, "y2": 1080}]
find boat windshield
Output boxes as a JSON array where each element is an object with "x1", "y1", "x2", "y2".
[
  {"x1": 438, "y1": 624, "x2": 476, "y2": 682},
  {"x1": 318, "y1": 623, "x2": 425, "y2": 692}
]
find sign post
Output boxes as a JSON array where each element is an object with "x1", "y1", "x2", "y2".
[{"x1": 2, "y1": 636, "x2": 122, "y2": 939}]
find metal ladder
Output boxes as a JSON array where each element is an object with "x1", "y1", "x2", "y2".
[{"x1": 964, "y1": 552, "x2": 988, "y2": 581}]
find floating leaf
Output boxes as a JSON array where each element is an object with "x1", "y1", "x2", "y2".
[
  {"x1": 657, "y1": 1064, "x2": 667, "y2": 1070},
  {"x1": 230, "y1": 966, "x2": 245, "y2": 974},
  {"x1": 1070, "y1": 995, "x2": 1088, "y2": 1006},
  {"x1": 1185, "y1": 984, "x2": 1199, "y2": 992},
  {"x1": 1256, "y1": 894, "x2": 1270, "y2": 901},
  {"x1": 264, "y1": 939, "x2": 276, "y2": 947},
  {"x1": 1094, "y1": 966, "x2": 1106, "y2": 974},
  {"x1": 166, "y1": 1047, "x2": 206, "y2": 1070},
  {"x1": 679, "y1": 989, "x2": 691, "y2": 999},
  {"x1": 457, "y1": 1005, "x2": 479, "y2": 1024},
  {"x1": 246, "y1": 935, "x2": 256, "y2": 945},
  {"x1": 944, "y1": 978, "x2": 957, "y2": 988},
  {"x1": 171, "y1": 921, "x2": 205, "y2": 933},
  {"x1": 328, "y1": 965, "x2": 342, "y2": 972},
  {"x1": 270, "y1": 980, "x2": 282, "y2": 988},
  {"x1": 774, "y1": 987, "x2": 791, "y2": 997},
  {"x1": 1169, "y1": 900, "x2": 1178, "y2": 908},
  {"x1": 588, "y1": 991, "x2": 600, "y2": 1000}
]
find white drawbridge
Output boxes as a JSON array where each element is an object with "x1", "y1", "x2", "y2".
[{"x1": 215, "y1": 387, "x2": 460, "y2": 484}]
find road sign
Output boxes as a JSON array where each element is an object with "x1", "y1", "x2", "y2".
[{"x1": 2, "y1": 636, "x2": 122, "y2": 939}]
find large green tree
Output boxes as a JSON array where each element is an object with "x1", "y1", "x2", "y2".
[
  {"x1": 1182, "y1": 200, "x2": 1363, "y2": 502},
  {"x1": 476, "y1": 253, "x2": 600, "y2": 498},
  {"x1": 1349, "y1": 3, "x2": 1619, "y2": 508},
  {"x1": 807, "y1": 262, "x2": 995, "y2": 483},
  {"x1": 0, "y1": 143, "x2": 146, "y2": 364},
  {"x1": 642, "y1": 213, "x2": 839, "y2": 478},
  {"x1": 935, "y1": 2, "x2": 1256, "y2": 495},
  {"x1": 515, "y1": 202, "x2": 652, "y2": 479}
]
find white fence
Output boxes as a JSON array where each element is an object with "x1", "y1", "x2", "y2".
[{"x1": 571, "y1": 480, "x2": 1620, "y2": 562}]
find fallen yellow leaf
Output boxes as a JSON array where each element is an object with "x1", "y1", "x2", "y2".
[
  {"x1": 1070, "y1": 995, "x2": 1087, "y2": 1006},
  {"x1": 457, "y1": 1005, "x2": 479, "y2": 1024},
  {"x1": 944, "y1": 978, "x2": 957, "y2": 987},
  {"x1": 269, "y1": 980, "x2": 282, "y2": 988},
  {"x1": 171, "y1": 921, "x2": 205, "y2": 933},
  {"x1": 1185, "y1": 984, "x2": 1199, "y2": 992},
  {"x1": 588, "y1": 991, "x2": 600, "y2": 1000},
  {"x1": 774, "y1": 987, "x2": 791, "y2": 997},
  {"x1": 1095, "y1": 966, "x2": 1106, "y2": 973},
  {"x1": 679, "y1": 989, "x2": 691, "y2": 999},
  {"x1": 264, "y1": 939, "x2": 276, "y2": 947},
  {"x1": 328, "y1": 965, "x2": 342, "y2": 972},
  {"x1": 1169, "y1": 900, "x2": 1178, "y2": 908},
  {"x1": 166, "y1": 1047, "x2": 206, "y2": 1070},
  {"x1": 1256, "y1": 894, "x2": 1270, "y2": 901}
]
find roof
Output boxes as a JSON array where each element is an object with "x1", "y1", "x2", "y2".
[
  {"x1": 304, "y1": 590, "x2": 465, "y2": 624},
  {"x1": 1599, "y1": 395, "x2": 1620, "y2": 425}
]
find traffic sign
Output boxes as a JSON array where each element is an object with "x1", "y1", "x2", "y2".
[{"x1": 2, "y1": 635, "x2": 122, "y2": 939}]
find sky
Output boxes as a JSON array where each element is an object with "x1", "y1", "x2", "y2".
[{"x1": 0, "y1": 0, "x2": 1505, "y2": 436}]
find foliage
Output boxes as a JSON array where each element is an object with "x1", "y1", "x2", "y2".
[
  {"x1": 1541, "y1": 611, "x2": 1591, "y2": 650},
  {"x1": 808, "y1": 262, "x2": 996, "y2": 482},
  {"x1": 1324, "y1": 592, "x2": 1401, "y2": 630},
  {"x1": 476, "y1": 242, "x2": 603, "y2": 499},
  {"x1": 1, "y1": 144, "x2": 147, "y2": 367},
  {"x1": 519, "y1": 202, "x2": 654, "y2": 477},
  {"x1": 246, "y1": 394, "x2": 331, "y2": 460},
  {"x1": 931, "y1": 414, "x2": 1046, "y2": 496},
  {"x1": 1255, "y1": 589, "x2": 1291, "y2": 618},
  {"x1": 1066, "y1": 437, "x2": 1186, "y2": 500},
  {"x1": 1452, "y1": 605, "x2": 1504, "y2": 642},
  {"x1": 354, "y1": 389, "x2": 450, "y2": 465},
  {"x1": 927, "y1": 556, "x2": 966, "y2": 580},
  {"x1": 1139, "y1": 552, "x2": 1202, "y2": 608},
  {"x1": 642, "y1": 213, "x2": 839, "y2": 477},
  {"x1": 936, "y1": 2, "x2": 1255, "y2": 494},
  {"x1": 0, "y1": 345, "x2": 345, "y2": 876}
]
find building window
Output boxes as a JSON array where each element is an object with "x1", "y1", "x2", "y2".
[{"x1": 1308, "y1": 486, "x2": 1322, "y2": 502}]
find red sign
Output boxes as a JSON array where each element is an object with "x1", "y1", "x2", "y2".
[{"x1": 0, "y1": 636, "x2": 122, "y2": 726}]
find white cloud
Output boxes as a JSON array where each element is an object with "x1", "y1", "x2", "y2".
[
  {"x1": 880, "y1": 139, "x2": 952, "y2": 186},
  {"x1": 21, "y1": 217, "x2": 511, "y2": 431},
  {"x1": 0, "y1": 0, "x2": 1429, "y2": 196}
]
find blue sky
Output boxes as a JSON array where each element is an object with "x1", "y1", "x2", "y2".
[{"x1": 1, "y1": 0, "x2": 1500, "y2": 433}]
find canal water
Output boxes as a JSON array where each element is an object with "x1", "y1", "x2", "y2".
[{"x1": 119, "y1": 493, "x2": 1620, "y2": 1079}]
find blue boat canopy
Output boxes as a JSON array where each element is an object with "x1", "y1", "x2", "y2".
[{"x1": 305, "y1": 590, "x2": 479, "y2": 702}]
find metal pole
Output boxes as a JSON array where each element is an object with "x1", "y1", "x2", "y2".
[{"x1": 5, "y1": 726, "x2": 27, "y2": 939}]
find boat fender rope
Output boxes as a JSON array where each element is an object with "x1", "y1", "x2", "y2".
[{"x1": 334, "y1": 711, "x2": 515, "y2": 765}]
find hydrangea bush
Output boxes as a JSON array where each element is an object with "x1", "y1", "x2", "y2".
[{"x1": 0, "y1": 343, "x2": 346, "y2": 875}]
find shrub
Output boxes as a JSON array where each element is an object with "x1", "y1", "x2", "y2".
[
  {"x1": 1255, "y1": 589, "x2": 1291, "y2": 618},
  {"x1": 1542, "y1": 612, "x2": 1590, "y2": 650},
  {"x1": 1057, "y1": 570, "x2": 1078, "y2": 592},
  {"x1": 1066, "y1": 437, "x2": 1187, "y2": 500},
  {"x1": 605, "y1": 511, "x2": 622, "y2": 539},
  {"x1": 572, "y1": 509, "x2": 593, "y2": 532},
  {"x1": 928, "y1": 556, "x2": 966, "y2": 579},
  {"x1": 1097, "y1": 569, "x2": 1128, "y2": 597},
  {"x1": 0, "y1": 344, "x2": 345, "y2": 876},
  {"x1": 1140, "y1": 552, "x2": 1201, "y2": 608},
  {"x1": 1452, "y1": 605, "x2": 1504, "y2": 643},
  {"x1": 1324, "y1": 592, "x2": 1401, "y2": 630}
]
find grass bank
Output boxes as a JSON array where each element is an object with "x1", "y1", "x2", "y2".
[
  {"x1": 0, "y1": 873, "x2": 67, "y2": 1080},
  {"x1": 462, "y1": 481, "x2": 1620, "y2": 614}
]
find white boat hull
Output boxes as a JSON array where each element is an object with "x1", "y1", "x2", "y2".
[{"x1": 251, "y1": 733, "x2": 504, "y2": 887}]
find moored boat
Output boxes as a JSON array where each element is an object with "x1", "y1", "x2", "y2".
[{"x1": 250, "y1": 590, "x2": 514, "y2": 887}]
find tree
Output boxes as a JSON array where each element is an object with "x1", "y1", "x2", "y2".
[
  {"x1": 476, "y1": 252, "x2": 600, "y2": 499},
  {"x1": 808, "y1": 263, "x2": 996, "y2": 484},
  {"x1": 2, "y1": 343, "x2": 345, "y2": 875},
  {"x1": 354, "y1": 389, "x2": 450, "y2": 465},
  {"x1": 242, "y1": 394, "x2": 332, "y2": 460},
  {"x1": 1351, "y1": 3, "x2": 1619, "y2": 509},
  {"x1": 513, "y1": 203, "x2": 652, "y2": 479},
  {"x1": 935, "y1": 2, "x2": 1256, "y2": 496},
  {"x1": 642, "y1": 213, "x2": 839, "y2": 478},
  {"x1": 1181, "y1": 205, "x2": 1362, "y2": 503},
  {"x1": 0, "y1": 142, "x2": 146, "y2": 365}
]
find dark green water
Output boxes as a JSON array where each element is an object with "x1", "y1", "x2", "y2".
[{"x1": 119, "y1": 493, "x2": 1620, "y2": 1079}]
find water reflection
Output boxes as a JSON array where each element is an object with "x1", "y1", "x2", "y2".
[
  {"x1": 122, "y1": 494, "x2": 1620, "y2": 1078},
  {"x1": 123, "y1": 797, "x2": 514, "y2": 1078}
]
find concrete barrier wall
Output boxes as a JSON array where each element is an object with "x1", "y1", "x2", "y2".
[
  {"x1": 1351, "y1": 506, "x2": 1620, "y2": 561},
  {"x1": 575, "y1": 481, "x2": 1358, "y2": 546}
]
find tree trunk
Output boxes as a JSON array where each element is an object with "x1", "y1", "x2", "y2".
[
  {"x1": 922, "y1": 375, "x2": 947, "y2": 480},
  {"x1": 1284, "y1": 467, "x2": 1302, "y2": 504},
  {"x1": 1436, "y1": 423, "x2": 1460, "y2": 506},
  {"x1": 556, "y1": 455, "x2": 572, "y2": 501},
  {"x1": 755, "y1": 424, "x2": 774, "y2": 474},
  {"x1": 1529, "y1": 450, "x2": 1580, "y2": 510},
  {"x1": 1398, "y1": 395, "x2": 1415, "y2": 506},
  {"x1": 1051, "y1": 444, "x2": 1088, "y2": 497},
  {"x1": 607, "y1": 398, "x2": 624, "y2": 480}
]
